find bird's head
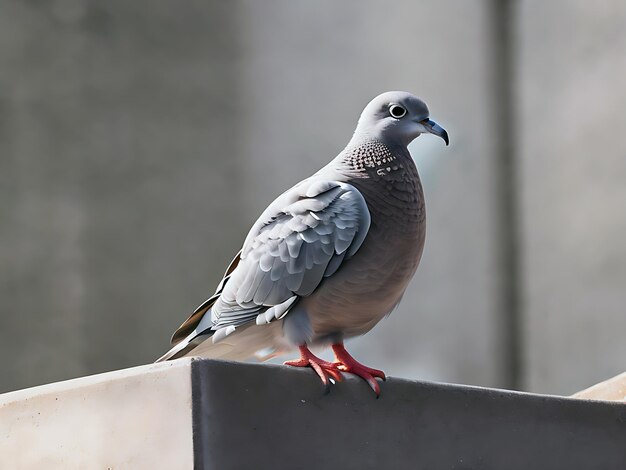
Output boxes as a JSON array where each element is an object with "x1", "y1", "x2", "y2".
[{"x1": 354, "y1": 91, "x2": 449, "y2": 148}]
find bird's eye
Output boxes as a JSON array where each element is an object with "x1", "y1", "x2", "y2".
[{"x1": 389, "y1": 104, "x2": 407, "y2": 119}]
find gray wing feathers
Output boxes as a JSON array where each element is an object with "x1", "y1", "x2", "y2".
[
  {"x1": 202, "y1": 179, "x2": 371, "y2": 337},
  {"x1": 168, "y1": 250, "x2": 243, "y2": 345}
]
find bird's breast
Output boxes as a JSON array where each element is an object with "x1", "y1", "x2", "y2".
[{"x1": 302, "y1": 162, "x2": 426, "y2": 340}]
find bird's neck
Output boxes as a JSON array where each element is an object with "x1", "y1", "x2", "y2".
[
  {"x1": 329, "y1": 136, "x2": 425, "y2": 237},
  {"x1": 331, "y1": 137, "x2": 414, "y2": 180}
]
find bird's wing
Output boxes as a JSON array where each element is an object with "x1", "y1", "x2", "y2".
[{"x1": 170, "y1": 178, "x2": 370, "y2": 345}]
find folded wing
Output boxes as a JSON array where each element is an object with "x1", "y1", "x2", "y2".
[{"x1": 170, "y1": 179, "x2": 370, "y2": 345}]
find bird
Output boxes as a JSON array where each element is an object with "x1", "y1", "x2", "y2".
[{"x1": 157, "y1": 91, "x2": 449, "y2": 396}]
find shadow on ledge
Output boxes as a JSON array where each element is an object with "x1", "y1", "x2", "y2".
[{"x1": 193, "y1": 359, "x2": 626, "y2": 470}]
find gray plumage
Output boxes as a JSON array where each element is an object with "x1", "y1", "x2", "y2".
[{"x1": 157, "y1": 91, "x2": 449, "y2": 363}]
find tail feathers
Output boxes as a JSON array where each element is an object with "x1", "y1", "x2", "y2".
[
  {"x1": 155, "y1": 321, "x2": 286, "y2": 363},
  {"x1": 155, "y1": 330, "x2": 210, "y2": 362}
]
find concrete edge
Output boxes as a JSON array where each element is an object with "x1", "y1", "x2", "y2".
[{"x1": 0, "y1": 358, "x2": 193, "y2": 405}]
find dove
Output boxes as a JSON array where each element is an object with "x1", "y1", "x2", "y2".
[{"x1": 157, "y1": 91, "x2": 449, "y2": 396}]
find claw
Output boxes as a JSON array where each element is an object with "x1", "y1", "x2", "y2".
[
  {"x1": 284, "y1": 345, "x2": 343, "y2": 393},
  {"x1": 332, "y1": 343, "x2": 386, "y2": 397}
]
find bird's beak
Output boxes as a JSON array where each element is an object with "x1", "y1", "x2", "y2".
[{"x1": 420, "y1": 118, "x2": 449, "y2": 146}]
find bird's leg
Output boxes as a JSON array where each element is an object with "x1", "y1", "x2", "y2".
[
  {"x1": 331, "y1": 343, "x2": 386, "y2": 397},
  {"x1": 284, "y1": 344, "x2": 344, "y2": 393}
]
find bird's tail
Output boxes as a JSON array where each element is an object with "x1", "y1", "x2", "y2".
[
  {"x1": 155, "y1": 321, "x2": 285, "y2": 363},
  {"x1": 155, "y1": 330, "x2": 210, "y2": 362}
]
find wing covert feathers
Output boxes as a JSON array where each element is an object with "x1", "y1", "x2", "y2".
[{"x1": 169, "y1": 179, "x2": 370, "y2": 349}]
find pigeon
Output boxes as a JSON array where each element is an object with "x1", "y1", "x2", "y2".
[{"x1": 157, "y1": 91, "x2": 449, "y2": 396}]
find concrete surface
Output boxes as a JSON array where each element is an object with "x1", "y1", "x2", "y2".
[
  {"x1": 0, "y1": 0, "x2": 246, "y2": 391},
  {"x1": 2, "y1": 359, "x2": 625, "y2": 469},
  {"x1": 517, "y1": 0, "x2": 626, "y2": 393},
  {"x1": 0, "y1": 359, "x2": 193, "y2": 469},
  {"x1": 573, "y1": 372, "x2": 626, "y2": 402}
]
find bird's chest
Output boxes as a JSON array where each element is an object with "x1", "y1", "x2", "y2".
[
  {"x1": 353, "y1": 169, "x2": 426, "y2": 289},
  {"x1": 350, "y1": 164, "x2": 426, "y2": 277},
  {"x1": 304, "y1": 167, "x2": 426, "y2": 339},
  {"x1": 358, "y1": 163, "x2": 425, "y2": 239}
]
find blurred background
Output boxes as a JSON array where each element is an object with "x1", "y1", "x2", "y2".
[{"x1": 1, "y1": 0, "x2": 625, "y2": 395}]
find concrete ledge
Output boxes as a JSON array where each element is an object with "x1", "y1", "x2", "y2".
[
  {"x1": 2, "y1": 359, "x2": 626, "y2": 469},
  {"x1": 193, "y1": 361, "x2": 626, "y2": 470},
  {"x1": 0, "y1": 360, "x2": 194, "y2": 469},
  {"x1": 572, "y1": 372, "x2": 626, "y2": 402}
]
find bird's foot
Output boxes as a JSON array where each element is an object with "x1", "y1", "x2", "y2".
[
  {"x1": 284, "y1": 345, "x2": 343, "y2": 393},
  {"x1": 332, "y1": 343, "x2": 386, "y2": 397}
]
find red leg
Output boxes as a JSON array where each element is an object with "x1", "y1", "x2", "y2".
[
  {"x1": 332, "y1": 343, "x2": 386, "y2": 397},
  {"x1": 284, "y1": 344, "x2": 343, "y2": 393}
]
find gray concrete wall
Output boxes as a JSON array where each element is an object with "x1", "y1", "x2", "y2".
[
  {"x1": 0, "y1": 0, "x2": 247, "y2": 390},
  {"x1": 1, "y1": 0, "x2": 625, "y2": 395},
  {"x1": 517, "y1": 0, "x2": 626, "y2": 393}
]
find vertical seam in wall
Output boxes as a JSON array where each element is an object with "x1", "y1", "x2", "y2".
[{"x1": 491, "y1": 0, "x2": 522, "y2": 390}]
